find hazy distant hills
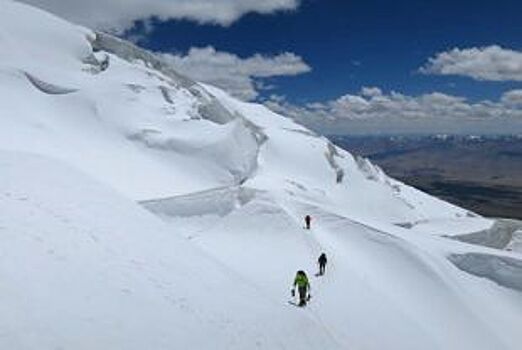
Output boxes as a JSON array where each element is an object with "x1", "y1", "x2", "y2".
[{"x1": 330, "y1": 135, "x2": 522, "y2": 219}]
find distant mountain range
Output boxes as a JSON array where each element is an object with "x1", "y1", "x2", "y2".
[{"x1": 330, "y1": 134, "x2": 522, "y2": 219}]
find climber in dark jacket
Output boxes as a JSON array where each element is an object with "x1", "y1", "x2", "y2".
[
  {"x1": 304, "y1": 215, "x2": 312, "y2": 230},
  {"x1": 318, "y1": 253, "x2": 327, "y2": 276}
]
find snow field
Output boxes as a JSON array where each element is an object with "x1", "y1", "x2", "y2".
[{"x1": 1, "y1": 1, "x2": 522, "y2": 349}]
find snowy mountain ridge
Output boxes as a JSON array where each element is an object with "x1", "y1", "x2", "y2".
[{"x1": 1, "y1": 1, "x2": 522, "y2": 349}]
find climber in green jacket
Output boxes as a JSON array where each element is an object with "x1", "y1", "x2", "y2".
[{"x1": 292, "y1": 270, "x2": 311, "y2": 306}]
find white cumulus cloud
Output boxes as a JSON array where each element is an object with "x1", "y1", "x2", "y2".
[
  {"x1": 420, "y1": 45, "x2": 522, "y2": 81},
  {"x1": 162, "y1": 46, "x2": 311, "y2": 101},
  {"x1": 19, "y1": 0, "x2": 300, "y2": 32},
  {"x1": 501, "y1": 89, "x2": 522, "y2": 106},
  {"x1": 264, "y1": 88, "x2": 522, "y2": 134}
]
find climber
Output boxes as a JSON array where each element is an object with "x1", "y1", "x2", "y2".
[
  {"x1": 318, "y1": 253, "x2": 327, "y2": 276},
  {"x1": 292, "y1": 270, "x2": 311, "y2": 306},
  {"x1": 304, "y1": 215, "x2": 312, "y2": 230}
]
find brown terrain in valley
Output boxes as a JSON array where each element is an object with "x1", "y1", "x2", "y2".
[{"x1": 330, "y1": 135, "x2": 522, "y2": 219}]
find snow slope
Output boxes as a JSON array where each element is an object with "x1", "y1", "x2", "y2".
[
  {"x1": 0, "y1": 0, "x2": 475, "y2": 224},
  {"x1": 2, "y1": 1, "x2": 522, "y2": 349},
  {"x1": 0, "y1": 0, "x2": 261, "y2": 199},
  {"x1": 0, "y1": 150, "x2": 338, "y2": 349}
]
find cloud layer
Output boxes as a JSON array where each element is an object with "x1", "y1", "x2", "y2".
[
  {"x1": 264, "y1": 88, "x2": 522, "y2": 134},
  {"x1": 20, "y1": 0, "x2": 300, "y2": 31},
  {"x1": 163, "y1": 46, "x2": 311, "y2": 100},
  {"x1": 420, "y1": 46, "x2": 522, "y2": 81}
]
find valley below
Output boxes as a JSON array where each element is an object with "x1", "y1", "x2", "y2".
[{"x1": 331, "y1": 135, "x2": 522, "y2": 219}]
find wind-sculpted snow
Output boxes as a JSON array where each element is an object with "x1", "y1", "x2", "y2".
[
  {"x1": 1, "y1": 0, "x2": 470, "y2": 219},
  {"x1": 127, "y1": 119, "x2": 262, "y2": 185},
  {"x1": 92, "y1": 32, "x2": 240, "y2": 126},
  {"x1": 449, "y1": 253, "x2": 522, "y2": 292},
  {"x1": 0, "y1": 1, "x2": 272, "y2": 198},
  {"x1": 24, "y1": 72, "x2": 78, "y2": 94},
  {"x1": 141, "y1": 186, "x2": 258, "y2": 218},
  {"x1": 451, "y1": 219, "x2": 522, "y2": 250}
]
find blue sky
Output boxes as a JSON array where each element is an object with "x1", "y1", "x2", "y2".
[
  {"x1": 127, "y1": 0, "x2": 521, "y2": 104},
  {"x1": 22, "y1": 0, "x2": 522, "y2": 134}
]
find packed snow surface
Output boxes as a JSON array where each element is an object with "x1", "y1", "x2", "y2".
[{"x1": 1, "y1": 1, "x2": 522, "y2": 349}]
